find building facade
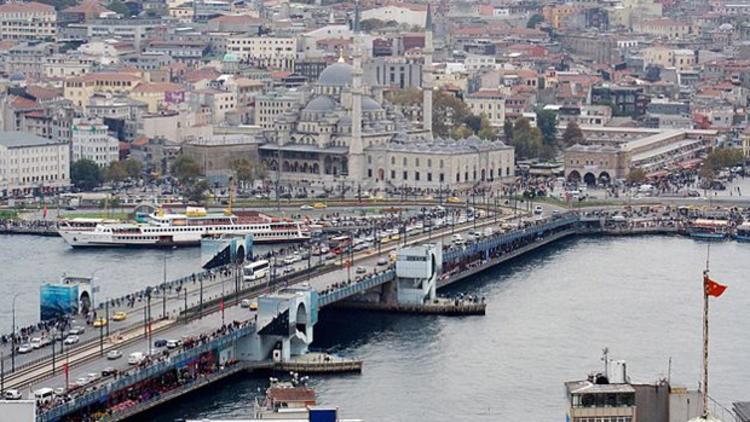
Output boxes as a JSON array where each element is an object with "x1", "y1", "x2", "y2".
[
  {"x1": 71, "y1": 118, "x2": 119, "y2": 167},
  {"x1": 0, "y1": 131, "x2": 69, "y2": 196},
  {"x1": 0, "y1": 2, "x2": 56, "y2": 42}
]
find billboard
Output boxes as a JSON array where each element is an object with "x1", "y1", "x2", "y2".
[
  {"x1": 40, "y1": 283, "x2": 79, "y2": 321},
  {"x1": 165, "y1": 90, "x2": 185, "y2": 104}
]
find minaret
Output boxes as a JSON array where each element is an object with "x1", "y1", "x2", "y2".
[
  {"x1": 422, "y1": 3, "x2": 434, "y2": 138},
  {"x1": 349, "y1": 0, "x2": 365, "y2": 181}
]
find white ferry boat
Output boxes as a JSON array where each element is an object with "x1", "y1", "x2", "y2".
[{"x1": 58, "y1": 207, "x2": 309, "y2": 248}]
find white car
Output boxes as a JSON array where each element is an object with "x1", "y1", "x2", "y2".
[
  {"x1": 86, "y1": 373, "x2": 101, "y2": 384},
  {"x1": 69, "y1": 326, "x2": 85, "y2": 335},
  {"x1": 356, "y1": 266, "x2": 367, "y2": 274},
  {"x1": 17, "y1": 343, "x2": 32, "y2": 354},
  {"x1": 75, "y1": 377, "x2": 89, "y2": 387},
  {"x1": 106, "y1": 350, "x2": 122, "y2": 360},
  {"x1": 166, "y1": 339, "x2": 181, "y2": 349},
  {"x1": 240, "y1": 299, "x2": 251, "y2": 308},
  {"x1": 30, "y1": 337, "x2": 43, "y2": 349},
  {"x1": 3, "y1": 389, "x2": 21, "y2": 400},
  {"x1": 300, "y1": 204, "x2": 314, "y2": 210},
  {"x1": 534, "y1": 206, "x2": 543, "y2": 215},
  {"x1": 128, "y1": 352, "x2": 145, "y2": 365},
  {"x1": 376, "y1": 257, "x2": 388, "y2": 266},
  {"x1": 63, "y1": 335, "x2": 80, "y2": 345}
]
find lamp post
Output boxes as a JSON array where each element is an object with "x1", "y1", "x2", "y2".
[{"x1": 10, "y1": 292, "x2": 24, "y2": 372}]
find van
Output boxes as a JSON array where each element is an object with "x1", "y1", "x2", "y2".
[
  {"x1": 128, "y1": 352, "x2": 145, "y2": 365},
  {"x1": 34, "y1": 387, "x2": 55, "y2": 404}
]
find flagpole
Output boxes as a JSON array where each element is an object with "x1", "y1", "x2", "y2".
[{"x1": 703, "y1": 272, "x2": 709, "y2": 417}]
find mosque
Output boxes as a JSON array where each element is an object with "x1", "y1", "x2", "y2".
[{"x1": 258, "y1": 4, "x2": 515, "y2": 190}]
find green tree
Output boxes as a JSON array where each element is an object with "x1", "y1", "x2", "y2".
[
  {"x1": 71, "y1": 159, "x2": 103, "y2": 191},
  {"x1": 106, "y1": 0, "x2": 130, "y2": 15},
  {"x1": 105, "y1": 161, "x2": 128, "y2": 182},
  {"x1": 360, "y1": 18, "x2": 385, "y2": 31},
  {"x1": 450, "y1": 124, "x2": 473, "y2": 140},
  {"x1": 477, "y1": 115, "x2": 496, "y2": 140},
  {"x1": 527, "y1": 14, "x2": 544, "y2": 29},
  {"x1": 511, "y1": 117, "x2": 543, "y2": 159},
  {"x1": 464, "y1": 115, "x2": 483, "y2": 134},
  {"x1": 700, "y1": 147, "x2": 744, "y2": 179},
  {"x1": 433, "y1": 90, "x2": 471, "y2": 138},
  {"x1": 536, "y1": 109, "x2": 558, "y2": 146},
  {"x1": 186, "y1": 179, "x2": 210, "y2": 204},
  {"x1": 626, "y1": 168, "x2": 647, "y2": 184},
  {"x1": 123, "y1": 159, "x2": 143, "y2": 179},
  {"x1": 562, "y1": 121, "x2": 584, "y2": 145},
  {"x1": 503, "y1": 119, "x2": 514, "y2": 141},
  {"x1": 230, "y1": 158, "x2": 255, "y2": 186},
  {"x1": 171, "y1": 155, "x2": 202, "y2": 184}
]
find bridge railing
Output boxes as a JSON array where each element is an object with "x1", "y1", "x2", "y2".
[
  {"x1": 38, "y1": 324, "x2": 255, "y2": 422},
  {"x1": 443, "y1": 214, "x2": 579, "y2": 262},
  {"x1": 317, "y1": 270, "x2": 396, "y2": 308}
]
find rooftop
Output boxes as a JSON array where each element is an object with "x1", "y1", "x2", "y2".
[{"x1": 0, "y1": 132, "x2": 62, "y2": 148}]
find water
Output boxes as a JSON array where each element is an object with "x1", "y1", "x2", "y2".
[{"x1": 3, "y1": 235, "x2": 749, "y2": 421}]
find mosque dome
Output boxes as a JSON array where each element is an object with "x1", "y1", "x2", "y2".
[
  {"x1": 303, "y1": 95, "x2": 337, "y2": 113},
  {"x1": 362, "y1": 96, "x2": 383, "y2": 111},
  {"x1": 223, "y1": 52, "x2": 239, "y2": 62},
  {"x1": 318, "y1": 62, "x2": 353, "y2": 86}
]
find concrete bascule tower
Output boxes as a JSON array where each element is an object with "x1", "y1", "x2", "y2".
[{"x1": 422, "y1": 3, "x2": 434, "y2": 139}]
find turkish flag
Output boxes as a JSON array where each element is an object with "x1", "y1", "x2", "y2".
[
  {"x1": 220, "y1": 298, "x2": 224, "y2": 312},
  {"x1": 704, "y1": 275, "x2": 727, "y2": 298}
]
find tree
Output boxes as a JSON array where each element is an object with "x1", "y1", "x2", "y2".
[
  {"x1": 106, "y1": 0, "x2": 130, "y2": 16},
  {"x1": 700, "y1": 147, "x2": 744, "y2": 180},
  {"x1": 536, "y1": 109, "x2": 558, "y2": 147},
  {"x1": 186, "y1": 179, "x2": 210, "y2": 204},
  {"x1": 503, "y1": 119, "x2": 514, "y2": 141},
  {"x1": 450, "y1": 124, "x2": 473, "y2": 140},
  {"x1": 71, "y1": 159, "x2": 103, "y2": 191},
  {"x1": 230, "y1": 158, "x2": 255, "y2": 187},
  {"x1": 123, "y1": 159, "x2": 143, "y2": 179},
  {"x1": 510, "y1": 117, "x2": 543, "y2": 159},
  {"x1": 562, "y1": 121, "x2": 584, "y2": 145},
  {"x1": 477, "y1": 115, "x2": 497, "y2": 140},
  {"x1": 105, "y1": 161, "x2": 128, "y2": 182},
  {"x1": 360, "y1": 18, "x2": 385, "y2": 32},
  {"x1": 433, "y1": 90, "x2": 471, "y2": 138},
  {"x1": 627, "y1": 168, "x2": 647, "y2": 184},
  {"x1": 171, "y1": 155, "x2": 202, "y2": 184},
  {"x1": 464, "y1": 115, "x2": 483, "y2": 134},
  {"x1": 527, "y1": 14, "x2": 544, "y2": 29}
]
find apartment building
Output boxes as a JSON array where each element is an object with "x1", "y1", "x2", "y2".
[
  {"x1": 0, "y1": 2, "x2": 56, "y2": 41},
  {"x1": 226, "y1": 36, "x2": 297, "y2": 70},
  {"x1": 70, "y1": 118, "x2": 119, "y2": 167},
  {"x1": 0, "y1": 131, "x2": 69, "y2": 196}
]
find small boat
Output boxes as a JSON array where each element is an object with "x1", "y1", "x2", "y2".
[
  {"x1": 686, "y1": 219, "x2": 729, "y2": 240},
  {"x1": 733, "y1": 222, "x2": 750, "y2": 242}
]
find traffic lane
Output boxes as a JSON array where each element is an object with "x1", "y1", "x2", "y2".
[{"x1": 30, "y1": 307, "x2": 256, "y2": 396}]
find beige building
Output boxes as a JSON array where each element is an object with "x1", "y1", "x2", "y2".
[
  {"x1": 129, "y1": 82, "x2": 184, "y2": 113},
  {"x1": 44, "y1": 54, "x2": 96, "y2": 79},
  {"x1": 64, "y1": 72, "x2": 142, "y2": 108},
  {"x1": 642, "y1": 46, "x2": 695, "y2": 71},
  {"x1": 633, "y1": 18, "x2": 693, "y2": 39},
  {"x1": 466, "y1": 89, "x2": 506, "y2": 127},
  {"x1": 226, "y1": 36, "x2": 297, "y2": 70},
  {"x1": 361, "y1": 5, "x2": 427, "y2": 28},
  {"x1": 564, "y1": 127, "x2": 717, "y2": 183},
  {"x1": 254, "y1": 89, "x2": 307, "y2": 129},
  {"x1": 0, "y1": 131, "x2": 69, "y2": 196},
  {"x1": 0, "y1": 2, "x2": 56, "y2": 42}
]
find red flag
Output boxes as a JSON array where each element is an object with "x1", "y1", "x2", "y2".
[
  {"x1": 219, "y1": 298, "x2": 224, "y2": 312},
  {"x1": 43, "y1": 206, "x2": 47, "y2": 218},
  {"x1": 704, "y1": 275, "x2": 727, "y2": 298}
]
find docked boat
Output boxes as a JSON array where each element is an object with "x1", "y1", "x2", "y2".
[
  {"x1": 734, "y1": 222, "x2": 750, "y2": 241},
  {"x1": 58, "y1": 207, "x2": 309, "y2": 248},
  {"x1": 686, "y1": 218, "x2": 729, "y2": 240}
]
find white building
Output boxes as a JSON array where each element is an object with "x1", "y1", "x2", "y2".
[
  {"x1": 226, "y1": 36, "x2": 297, "y2": 70},
  {"x1": 361, "y1": 5, "x2": 427, "y2": 28},
  {"x1": 0, "y1": 132, "x2": 69, "y2": 197},
  {"x1": 71, "y1": 118, "x2": 119, "y2": 167},
  {"x1": 0, "y1": 1, "x2": 56, "y2": 42}
]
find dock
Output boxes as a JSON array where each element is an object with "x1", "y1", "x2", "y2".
[{"x1": 275, "y1": 353, "x2": 363, "y2": 374}]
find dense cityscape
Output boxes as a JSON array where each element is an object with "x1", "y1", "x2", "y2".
[{"x1": 0, "y1": 0, "x2": 749, "y2": 420}]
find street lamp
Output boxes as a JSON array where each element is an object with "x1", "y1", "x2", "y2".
[{"x1": 10, "y1": 292, "x2": 24, "y2": 372}]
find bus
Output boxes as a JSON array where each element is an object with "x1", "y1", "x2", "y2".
[
  {"x1": 243, "y1": 260, "x2": 270, "y2": 282},
  {"x1": 328, "y1": 235, "x2": 352, "y2": 255}
]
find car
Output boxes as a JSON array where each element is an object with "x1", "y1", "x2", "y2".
[
  {"x1": 249, "y1": 301, "x2": 258, "y2": 311},
  {"x1": 101, "y1": 367, "x2": 117, "y2": 377},
  {"x1": 166, "y1": 339, "x2": 181, "y2": 349},
  {"x1": 356, "y1": 266, "x2": 367, "y2": 274},
  {"x1": 69, "y1": 326, "x2": 85, "y2": 335},
  {"x1": 39, "y1": 337, "x2": 51, "y2": 347},
  {"x1": 376, "y1": 257, "x2": 388, "y2": 266},
  {"x1": 17, "y1": 343, "x2": 32, "y2": 354},
  {"x1": 106, "y1": 350, "x2": 122, "y2": 360},
  {"x1": 447, "y1": 196, "x2": 462, "y2": 204},
  {"x1": 111, "y1": 311, "x2": 127, "y2": 321},
  {"x1": 86, "y1": 373, "x2": 101, "y2": 384},
  {"x1": 30, "y1": 337, "x2": 43, "y2": 349},
  {"x1": 3, "y1": 389, "x2": 21, "y2": 400},
  {"x1": 300, "y1": 204, "x2": 314, "y2": 210},
  {"x1": 315, "y1": 192, "x2": 329, "y2": 199},
  {"x1": 283, "y1": 267, "x2": 294, "y2": 274},
  {"x1": 63, "y1": 335, "x2": 80, "y2": 345},
  {"x1": 533, "y1": 206, "x2": 543, "y2": 215},
  {"x1": 128, "y1": 352, "x2": 145, "y2": 365},
  {"x1": 283, "y1": 256, "x2": 296, "y2": 266},
  {"x1": 153, "y1": 339, "x2": 167, "y2": 348},
  {"x1": 313, "y1": 202, "x2": 327, "y2": 209},
  {"x1": 240, "y1": 299, "x2": 251, "y2": 308},
  {"x1": 75, "y1": 377, "x2": 89, "y2": 387},
  {"x1": 353, "y1": 243, "x2": 369, "y2": 252},
  {"x1": 53, "y1": 387, "x2": 65, "y2": 397},
  {"x1": 93, "y1": 318, "x2": 108, "y2": 328}
]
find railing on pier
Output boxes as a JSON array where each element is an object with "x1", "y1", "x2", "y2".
[
  {"x1": 443, "y1": 214, "x2": 579, "y2": 263},
  {"x1": 38, "y1": 324, "x2": 255, "y2": 422},
  {"x1": 317, "y1": 270, "x2": 396, "y2": 307}
]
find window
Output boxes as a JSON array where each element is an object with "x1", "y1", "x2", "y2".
[
  {"x1": 391, "y1": 170, "x2": 395, "y2": 179},
  {"x1": 403, "y1": 171, "x2": 408, "y2": 180},
  {"x1": 403, "y1": 157, "x2": 407, "y2": 166},
  {"x1": 415, "y1": 158, "x2": 420, "y2": 167},
  {"x1": 415, "y1": 171, "x2": 420, "y2": 181},
  {"x1": 367, "y1": 169, "x2": 372, "y2": 177},
  {"x1": 427, "y1": 172, "x2": 432, "y2": 181}
]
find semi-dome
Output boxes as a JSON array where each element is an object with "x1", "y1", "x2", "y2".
[
  {"x1": 318, "y1": 62, "x2": 353, "y2": 86},
  {"x1": 303, "y1": 95, "x2": 337, "y2": 113},
  {"x1": 362, "y1": 96, "x2": 383, "y2": 111}
]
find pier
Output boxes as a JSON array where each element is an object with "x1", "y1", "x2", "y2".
[{"x1": 0, "y1": 208, "x2": 705, "y2": 421}]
